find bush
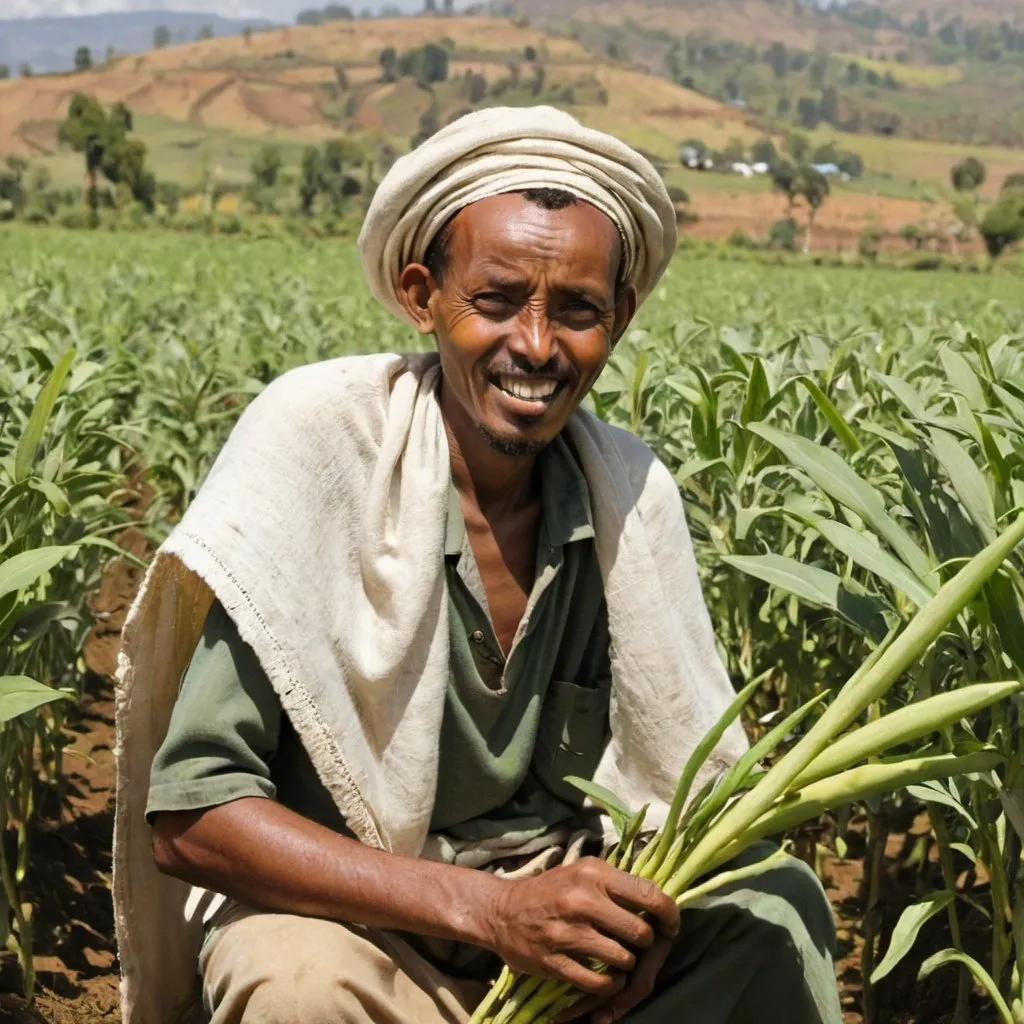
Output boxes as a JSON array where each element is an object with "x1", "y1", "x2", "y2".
[
  {"x1": 727, "y1": 228, "x2": 758, "y2": 250},
  {"x1": 768, "y1": 217, "x2": 798, "y2": 251}
]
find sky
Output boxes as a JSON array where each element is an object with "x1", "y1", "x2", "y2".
[{"x1": 1, "y1": 0, "x2": 371, "y2": 18}]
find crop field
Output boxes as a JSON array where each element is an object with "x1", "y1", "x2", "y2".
[{"x1": 2, "y1": 225, "x2": 1024, "y2": 1024}]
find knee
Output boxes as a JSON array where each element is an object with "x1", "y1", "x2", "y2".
[
  {"x1": 749, "y1": 853, "x2": 838, "y2": 960},
  {"x1": 242, "y1": 969, "x2": 359, "y2": 1024}
]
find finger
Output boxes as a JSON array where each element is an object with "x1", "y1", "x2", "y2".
[
  {"x1": 595, "y1": 936, "x2": 673, "y2": 1024},
  {"x1": 581, "y1": 897, "x2": 656, "y2": 950},
  {"x1": 553, "y1": 975, "x2": 626, "y2": 1022},
  {"x1": 604, "y1": 872, "x2": 680, "y2": 937},
  {"x1": 545, "y1": 954, "x2": 621, "y2": 998},
  {"x1": 565, "y1": 930, "x2": 637, "y2": 973}
]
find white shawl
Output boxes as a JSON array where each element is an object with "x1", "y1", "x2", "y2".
[{"x1": 113, "y1": 352, "x2": 746, "y2": 1024}]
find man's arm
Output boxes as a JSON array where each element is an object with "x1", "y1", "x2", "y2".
[{"x1": 152, "y1": 797, "x2": 678, "y2": 1001}]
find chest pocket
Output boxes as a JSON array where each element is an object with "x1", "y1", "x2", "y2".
[{"x1": 533, "y1": 678, "x2": 611, "y2": 806}]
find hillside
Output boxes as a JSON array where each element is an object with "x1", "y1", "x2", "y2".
[
  {"x1": 0, "y1": 11, "x2": 278, "y2": 76},
  {"x1": 510, "y1": 0, "x2": 1024, "y2": 148},
  {"x1": 0, "y1": 16, "x2": 754, "y2": 184}
]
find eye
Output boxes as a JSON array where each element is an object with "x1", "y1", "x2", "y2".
[
  {"x1": 474, "y1": 292, "x2": 514, "y2": 318},
  {"x1": 560, "y1": 300, "x2": 602, "y2": 327}
]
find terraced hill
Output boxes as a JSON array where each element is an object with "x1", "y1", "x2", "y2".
[{"x1": 0, "y1": 16, "x2": 753, "y2": 186}]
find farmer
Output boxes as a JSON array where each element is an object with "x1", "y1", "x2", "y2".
[{"x1": 114, "y1": 106, "x2": 842, "y2": 1024}]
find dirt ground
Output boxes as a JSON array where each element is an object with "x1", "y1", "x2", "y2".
[{"x1": 0, "y1": 540, "x2": 997, "y2": 1024}]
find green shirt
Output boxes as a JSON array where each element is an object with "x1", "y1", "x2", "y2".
[{"x1": 147, "y1": 436, "x2": 612, "y2": 844}]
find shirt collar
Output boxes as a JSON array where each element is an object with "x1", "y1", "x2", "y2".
[{"x1": 444, "y1": 434, "x2": 595, "y2": 558}]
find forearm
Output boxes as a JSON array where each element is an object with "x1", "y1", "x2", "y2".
[{"x1": 151, "y1": 796, "x2": 503, "y2": 949}]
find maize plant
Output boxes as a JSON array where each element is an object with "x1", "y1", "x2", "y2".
[
  {"x1": 0, "y1": 344, "x2": 135, "y2": 999},
  {"x1": 599, "y1": 321, "x2": 1024, "y2": 1022}
]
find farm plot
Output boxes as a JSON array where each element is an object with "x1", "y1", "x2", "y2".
[{"x1": 1, "y1": 226, "x2": 1024, "y2": 1024}]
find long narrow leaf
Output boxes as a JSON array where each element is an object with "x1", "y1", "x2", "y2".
[
  {"x1": 14, "y1": 347, "x2": 76, "y2": 482},
  {"x1": 871, "y1": 892, "x2": 956, "y2": 984}
]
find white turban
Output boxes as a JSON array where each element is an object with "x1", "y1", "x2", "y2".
[{"x1": 358, "y1": 105, "x2": 676, "y2": 326}]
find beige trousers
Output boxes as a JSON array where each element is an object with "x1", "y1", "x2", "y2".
[{"x1": 199, "y1": 904, "x2": 489, "y2": 1024}]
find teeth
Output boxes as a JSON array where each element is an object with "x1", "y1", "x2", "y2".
[{"x1": 498, "y1": 375, "x2": 559, "y2": 401}]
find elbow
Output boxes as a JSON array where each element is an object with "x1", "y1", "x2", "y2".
[{"x1": 150, "y1": 811, "x2": 202, "y2": 880}]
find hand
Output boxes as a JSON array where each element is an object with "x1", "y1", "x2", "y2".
[
  {"x1": 482, "y1": 857, "x2": 679, "y2": 1002},
  {"x1": 555, "y1": 932, "x2": 675, "y2": 1023}
]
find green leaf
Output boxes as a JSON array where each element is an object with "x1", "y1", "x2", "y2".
[
  {"x1": 0, "y1": 675, "x2": 72, "y2": 723},
  {"x1": 873, "y1": 372, "x2": 929, "y2": 420},
  {"x1": 907, "y1": 783, "x2": 978, "y2": 829},
  {"x1": 926, "y1": 427, "x2": 996, "y2": 543},
  {"x1": 917, "y1": 950, "x2": 1013, "y2": 1024},
  {"x1": 14, "y1": 348, "x2": 76, "y2": 482},
  {"x1": 722, "y1": 553, "x2": 888, "y2": 636},
  {"x1": 871, "y1": 891, "x2": 955, "y2": 984},
  {"x1": 794, "y1": 375, "x2": 861, "y2": 455},
  {"x1": 939, "y1": 347, "x2": 987, "y2": 411},
  {"x1": 564, "y1": 777, "x2": 634, "y2": 838},
  {"x1": 749, "y1": 423, "x2": 932, "y2": 581},
  {"x1": 798, "y1": 513, "x2": 936, "y2": 608},
  {"x1": 0, "y1": 546, "x2": 77, "y2": 602},
  {"x1": 740, "y1": 358, "x2": 771, "y2": 426}
]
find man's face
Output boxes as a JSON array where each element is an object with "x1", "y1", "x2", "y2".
[{"x1": 400, "y1": 192, "x2": 636, "y2": 456}]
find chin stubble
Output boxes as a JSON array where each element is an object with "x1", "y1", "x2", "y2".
[{"x1": 477, "y1": 422, "x2": 550, "y2": 458}]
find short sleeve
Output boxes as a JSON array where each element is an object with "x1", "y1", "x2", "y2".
[{"x1": 146, "y1": 599, "x2": 282, "y2": 820}]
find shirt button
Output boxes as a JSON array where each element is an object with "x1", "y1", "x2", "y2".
[{"x1": 470, "y1": 630, "x2": 485, "y2": 645}]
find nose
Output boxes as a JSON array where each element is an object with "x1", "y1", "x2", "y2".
[{"x1": 508, "y1": 302, "x2": 556, "y2": 369}]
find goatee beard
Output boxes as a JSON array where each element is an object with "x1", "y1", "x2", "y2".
[{"x1": 477, "y1": 423, "x2": 549, "y2": 458}]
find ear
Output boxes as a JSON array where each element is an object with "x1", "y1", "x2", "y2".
[
  {"x1": 397, "y1": 263, "x2": 438, "y2": 335},
  {"x1": 610, "y1": 286, "x2": 638, "y2": 348}
]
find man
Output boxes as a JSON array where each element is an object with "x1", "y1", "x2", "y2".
[{"x1": 113, "y1": 106, "x2": 841, "y2": 1024}]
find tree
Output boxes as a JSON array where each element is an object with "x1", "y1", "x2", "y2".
[
  {"x1": 250, "y1": 145, "x2": 283, "y2": 189},
  {"x1": 243, "y1": 26, "x2": 253, "y2": 46},
  {"x1": 424, "y1": 0, "x2": 438, "y2": 12},
  {"x1": 679, "y1": 137, "x2": 708, "y2": 168},
  {"x1": 722, "y1": 137, "x2": 746, "y2": 164},
  {"x1": 197, "y1": 25, "x2": 214, "y2": 41},
  {"x1": 979, "y1": 194, "x2": 1024, "y2": 259},
  {"x1": 1002, "y1": 173, "x2": 1024, "y2": 196},
  {"x1": 0, "y1": 65, "x2": 10, "y2": 80},
  {"x1": 58, "y1": 95, "x2": 155, "y2": 211},
  {"x1": 837, "y1": 150, "x2": 864, "y2": 179},
  {"x1": 443, "y1": 0, "x2": 455, "y2": 13},
  {"x1": 524, "y1": 46, "x2": 537, "y2": 62},
  {"x1": 811, "y1": 142, "x2": 838, "y2": 165},
  {"x1": 900, "y1": 223, "x2": 925, "y2": 250},
  {"x1": 74, "y1": 46, "x2": 93, "y2": 72},
  {"x1": 19, "y1": 63, "x2": 32, "y2": 78},
  {"x1": 299, "y1": 144, "x2": 323, "y2": 214},
  {"x1": 751, "y1": 137, "x2": 779, "y2": 166},
  {"x1": 771, "y1": 161, "x2": 799, "y2": 213},
  {"x1": 783, "y1": 131, "x2": 809, "y2": 162},
  {"x1": 952, "y1": 156, "x2": 986, "y2": 193},
  {"x1": 819, "y1": 85, "x2": 839, "y2": 125},
  {"x1": 765, "y1": 41, "x2": 788, "y2": 78},
  {"x1": 153, "y1": 25, "x2": 171, "y2": 49},
  {"x1": 796, "y1": 96, "x2": 821, "y2": 130},
  {"x1": 796, "y1": 166, "x2": 829, "y2": 251},
  {"x1": 378, "y1": 47, "x2": 398, "y2": 83}
]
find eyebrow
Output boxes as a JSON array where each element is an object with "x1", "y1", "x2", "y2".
[{"x1": 475, "y1": 272, "x2": 611, "y2": 306}]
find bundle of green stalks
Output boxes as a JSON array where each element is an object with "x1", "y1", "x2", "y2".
[{"x1": 470, "y1": 515, "x2": 1024, "y2": 1024}]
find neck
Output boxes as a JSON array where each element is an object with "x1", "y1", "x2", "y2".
[{"x1": 440, "y1": 381, "x2": 538, "y2": 513}]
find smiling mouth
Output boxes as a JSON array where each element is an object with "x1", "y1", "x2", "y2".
[{"x1": 492, "y1": 374, "x2": 565, "y2": 406}]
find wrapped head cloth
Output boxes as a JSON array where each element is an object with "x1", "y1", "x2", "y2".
[{"x1": 359, "y1": 105, "x2": 677, "y2": 327}]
